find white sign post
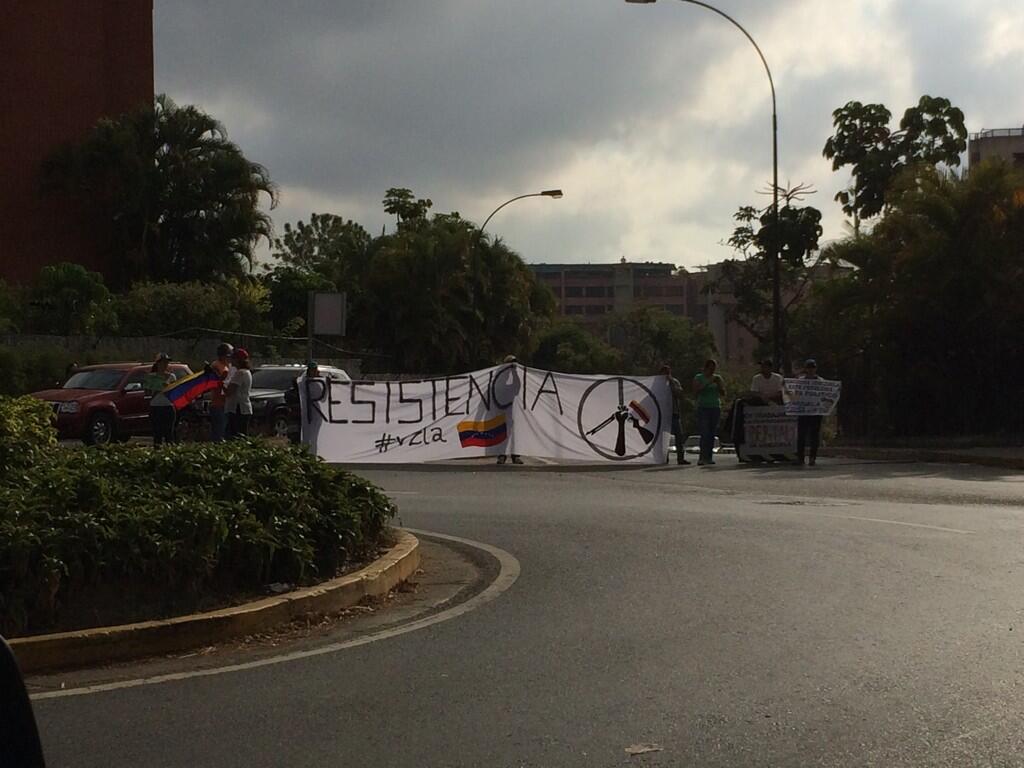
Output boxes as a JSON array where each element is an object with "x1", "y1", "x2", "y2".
[
  {"x1": 306, "y1": 291, "x2": 347, "y2": 363},
  {"x1": 298, "y1": 364, "x2": 672, "y2": 464}
]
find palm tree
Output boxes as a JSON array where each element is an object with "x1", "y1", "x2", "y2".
[{"x1": 44, "y1": 94, "x2": 277, "y2": 288}]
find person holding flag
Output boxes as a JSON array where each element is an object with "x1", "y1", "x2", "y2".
[{"x1": 209, "y1": 343, "x2": 233, "y2": 442}]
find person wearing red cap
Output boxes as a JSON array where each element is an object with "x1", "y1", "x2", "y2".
[{"x1": 224, "y1": 348, "x2": 253, "y2": 438}]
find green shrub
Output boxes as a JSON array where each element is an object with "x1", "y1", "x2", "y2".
[
  {"x1": 0, "y1": 396, "x2": 57, "y2": 473},
  {"x1": 0, "y1": 440, "x2": 395, "y2": 636}
]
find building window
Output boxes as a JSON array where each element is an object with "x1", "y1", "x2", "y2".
[
  {"x1": 585, "y1": 286, "x2": 607, "y2": 298},
  {"x1": 566, "y1": 305, "x2": 584, "y2": 315},
  {"x1": 665, "y1": 305, "x2": 685, "y2": 315},
  {"x1": 584, "y1": 305, "x2": 607, "y2": 315},
  {"x1": 565, "y1": 286, "x2": 584, "y2": 298},
  {"x1": 665, "y1": 284, "x2": 686, "y2": 296}
]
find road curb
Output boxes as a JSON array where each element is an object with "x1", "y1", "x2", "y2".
[
  {"x1": 822, "y1": 447, "x2": 1024, "y2": 470},
  {"x1": 10, "y1": 530, "x2": 420, "y2": 675}
]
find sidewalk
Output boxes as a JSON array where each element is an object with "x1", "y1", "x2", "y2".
[{"x1": 822, "y1": 445, "x2": 1024, "y2": 471}]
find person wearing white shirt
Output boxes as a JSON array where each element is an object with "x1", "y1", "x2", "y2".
[
  {"x1": 750, "y1": 359, "x2": 784, "y2": 405},
  {"x1": 224, "y1": 348, "x2": 254, "y2": 438}
]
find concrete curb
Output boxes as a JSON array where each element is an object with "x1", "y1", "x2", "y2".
[
  {"x1": 822, "y1": 447, "x2": 1024, "y2": 471},
  {"x1": 10, "y1": 530, "x2": 420, "y2": 675}
]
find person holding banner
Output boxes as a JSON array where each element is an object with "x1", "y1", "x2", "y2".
[
  {"x1": 692, "y1": 359, "x2": 725, "y2": 466},
  {"x1": 660, "y1": 364, "x2": 691, "y2": 466},
  {"x1": 496, "y1": 355, "x2": 523, "y2": 465},
  {"x1": 796, "y1": 358, "x2": 823, "y2": 466}
]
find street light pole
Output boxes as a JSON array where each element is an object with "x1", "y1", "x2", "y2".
[
  {"x1": 625, "y1": 0, "x2": 782, "y2": 370},
  {"x1": 479, "y1": 189, "x2": 564, "y2": 237}
]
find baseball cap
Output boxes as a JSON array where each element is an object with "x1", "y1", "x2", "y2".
[
  {"x1": 232, "y1": 348, "x2": 250, "y2": 361},
  {"x1": 155, "y1": 352, "x2": 171, "y2": 362},
  {"x1": 216, "y1": 342, "x2": 234, "y2": 357},
  {"x1": 503, "y1": 355, "x2": 517, "y2": 363},
  {"x1": 805, "y1": 358, "x2": 817, "y2": 367}
]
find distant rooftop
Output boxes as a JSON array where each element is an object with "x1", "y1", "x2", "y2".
[
  {"x1": 530, "y1": 261, "x2": 678, "y2": 270},
  {"x1": 970, "y1": 127, "x2": 1024, "y2": 140}
]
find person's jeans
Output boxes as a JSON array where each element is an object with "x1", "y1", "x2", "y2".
[
  {"x1": 670, "y1": 413, "x2": 687, "y2": 464},
  {"x1": 209, "y1": 406, "x2": 227, "y2": 442},
  {"x1": 228, "y1": 411, "x2": 251, "y2": 440},
  {"x1": 150, "y1": 405, "x2": 177, "y2": 447},
  {"x1": 797, "y1": 415, "x2": 823, "y2": 463},
  {"x1": 696, "y1": 406, "x2": 720, "y2": 464}
]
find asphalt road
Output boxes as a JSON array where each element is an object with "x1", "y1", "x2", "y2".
[{"x1": 32, "y1": 458, "x2": 1024, "y2": 767}]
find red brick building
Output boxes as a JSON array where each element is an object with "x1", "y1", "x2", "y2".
[{"x1": 0, "y1": 1, "x2": 154, "y2": 285}]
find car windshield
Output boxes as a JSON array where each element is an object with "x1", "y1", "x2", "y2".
[
  {"x1": 251, "y1": 369, "x2": 302, "y2": 391},
  {"x1": 63, "y1": 370, "x2": 127, "y2": 391}
]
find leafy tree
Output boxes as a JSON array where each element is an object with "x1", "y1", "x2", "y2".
[
  {"x1": 529, "y1": 320, "x2": 622, "y2": 374},
  {"x1": 269, "y1": 213, "x2": 373, "y2": 328},
  {"x1": 792, "y1": 161, "x2": 1024, "y2": 437},
  {"x1": 603, "y1": 306, "x2": 717, "y2": 425},
  {"x1": 715, "y1": 185, "x2": 825, "y2": 371},
  {"x1": 359, "y1": 201, "x2": 551, "y2": 373},
  {"x1": 382, "y1": 187, "x2": 433, "y2": 228},
  {"x1": 115, "y1": 278, "x2": 273, "y2": 338},
  {"x1": 0, "y1": 281, "x2": 21, "y2": 334},
  {"x1": 823, "y1": 95, "x2": 967, "y2": 226},
  {"x1": 43, "y1": 95, "x2": 277, "y2": 288},
  {"x1": 262, "y1": 265, "x2": 335, "y2": 334},
  {"x1": 25, "y1": 263, "x2": 117, "y2": 336}
]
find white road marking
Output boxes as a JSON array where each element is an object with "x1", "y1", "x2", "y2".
[
  {"x1": 31, "y1": 529, "x2": 519, "y2": 701},
  {"x1": 787, "y1": 509, "x2": 975, "y2": 535}
]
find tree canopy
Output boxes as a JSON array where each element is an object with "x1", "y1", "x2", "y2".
[
  {"x1": 823, "y1": 95, "x2": 967, "y2": 226},
  {"x1": 43, "y1": 95, "x2": 277, "y2": 288},
  {"x1": 792, "y1": 161, "x2": 1024, "y2": 437}
]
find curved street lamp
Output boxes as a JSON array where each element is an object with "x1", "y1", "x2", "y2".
[
  {"x1": 625, "y1": 0, "x2": 782, "y2": 370},
  {"x1": 479, "y1": 189, "x2": 564, "y2": 236}
]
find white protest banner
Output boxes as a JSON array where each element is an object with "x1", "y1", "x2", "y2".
[
  {"x1": 740, "y1": 405, "x2": 798, "y2": 458},
  {"x1": 298, "y1": 364, "x2": 672, "y2": 464},
  {"x1": 783, "y1": 378, "x2": 842, "y2": 416}
]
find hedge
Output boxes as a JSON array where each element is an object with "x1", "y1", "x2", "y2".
[{"x1": 0, "y1": 396, "x2": 395, "y2": 636}]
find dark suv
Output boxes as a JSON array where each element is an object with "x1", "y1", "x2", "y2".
[
  {"x1": 31, "y1": 362, "x2": 193, "y2": 445},
  {"x1": 248, "y1": 365, "x2": 350, "y2": 439}
]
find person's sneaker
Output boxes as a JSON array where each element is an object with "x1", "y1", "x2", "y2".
[
  {"x1": 678, "y1": 459, "x2": 691, "y2": 466},
  {"x1": 697, "y1": 459, "x2": 706, "y2": 466},
  {"x1": 511, "y1": 455, "x2": 524, "y2": 465},
  {"x1": 496, "y1": 455, "x2": 507, "y2": 465},
  {"x1": 809, "y1": 458, "x2": 816, "y2": 466}
]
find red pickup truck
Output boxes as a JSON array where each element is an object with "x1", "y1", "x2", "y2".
[{"x1": 31, "y1": 362, "x2": 193, "y2": 445}]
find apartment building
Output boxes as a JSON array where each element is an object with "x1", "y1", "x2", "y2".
[
  {"x1": 968, "y1": 127, "x2": 1024, "y2": 169},
  {"x1": 530, "y1": 260, "x2": 759, "y2": 367}
]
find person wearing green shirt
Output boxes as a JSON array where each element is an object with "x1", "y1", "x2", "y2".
[{"x1": 692, "y1": 359, "x2": 726, "y2": 465}]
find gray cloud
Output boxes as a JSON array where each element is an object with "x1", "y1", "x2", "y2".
[{"x1": 154, "y1": 0, "x2": 1024, "y2": 268}]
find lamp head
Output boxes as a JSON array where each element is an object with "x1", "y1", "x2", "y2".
[{"x1": 541, "y1": 189, "x2": 564, "y2": 199}]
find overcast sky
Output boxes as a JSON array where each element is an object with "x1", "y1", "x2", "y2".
[{"x1": 154, "y1": 0, "x2": 1024, "y2": 269}]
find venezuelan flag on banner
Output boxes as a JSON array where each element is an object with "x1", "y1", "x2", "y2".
[
  {"x1": 457, "y1": 415, "x2": 507, "y2": 448},
  {"x1": 163, "y1": 370, "x2": 222, "y2": 410}
]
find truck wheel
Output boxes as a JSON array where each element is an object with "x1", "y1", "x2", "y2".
[
  {"x1": 84, "y1": 413, "x2": 114, "y2": 446},
  {"x1": 271, "y1": 411, "x2": 291, "y2": 439}
]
